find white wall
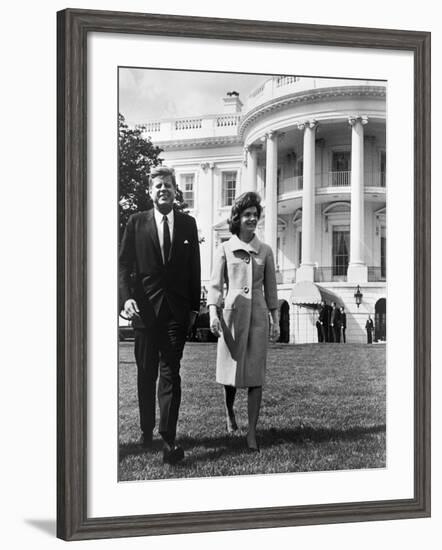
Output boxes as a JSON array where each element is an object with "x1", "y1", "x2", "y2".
[{"x1": 1, "y1": 1, "x2": 440, "y2": 549}]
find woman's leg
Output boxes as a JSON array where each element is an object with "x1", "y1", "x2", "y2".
[
  {"x1": 246, "y1": 386, "x2": 262, "y2": 450},
  {"x1": 224, "y1": 385, "x2": 238, "y2": 432}
]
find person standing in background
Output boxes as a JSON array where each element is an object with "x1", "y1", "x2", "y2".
[
  {"x1": 318, "y1": 300, "x2": 328, "y2": 343},
  {"x1": 330, "y1": 301, "x2": 341, "y2": 343},
  {"x1": 340, "y1": 306, "x2": 347, "y2": 343},
  {"x1": 365, "y1": 315, "x2": 374, "y2": 344}
]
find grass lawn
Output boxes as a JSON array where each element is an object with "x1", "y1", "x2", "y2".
[{"x1": 119, "y1": 342, "x2": 386, "y2": 481}]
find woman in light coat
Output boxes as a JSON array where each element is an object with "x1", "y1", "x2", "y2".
[{"x1": 208, "y1": 192, "x2": 279, "y2": 452}]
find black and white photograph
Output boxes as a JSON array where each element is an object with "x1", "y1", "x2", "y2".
[
  {"x1": 2, "y1": 0, "x2": 437, "y2": 546},
  {"x1": 118, "y1": 68, "x2": 387, "y2": 481}
]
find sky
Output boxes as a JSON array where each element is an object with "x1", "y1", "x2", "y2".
[{"x1": 119, "y1": 67, "x2": 267, "y2": 125}]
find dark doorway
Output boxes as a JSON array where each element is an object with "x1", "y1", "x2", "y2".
[
  {"x1": 278, "y1": 300, "x2": 290, "y2": 343},
  {"x1": 375, "y1": 298, "x2": 386, "y2": 341}
]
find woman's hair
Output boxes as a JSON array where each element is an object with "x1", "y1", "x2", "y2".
[{"x1": 228, "y1": 191, "x2": 262, "y2": 235}]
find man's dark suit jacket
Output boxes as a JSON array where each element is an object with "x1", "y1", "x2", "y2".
[
  {"x1": 119, "y1": 208, "x2": 201, "y2": 327},
  {"x1": 319, "y1": 305, "x2": 329, "y2": 326},
  {"x1": 340, "y1": 312, "x2": 347, "y2": 329},
  {"x1": 330, "y1": 306, "x2": 341, "y2": 326}
]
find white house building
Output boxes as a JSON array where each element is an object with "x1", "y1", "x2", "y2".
[{"x1": 136, "y1": 76, "x2": 387, "y2": 344}]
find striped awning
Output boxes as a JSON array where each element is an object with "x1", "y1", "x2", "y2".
[{"x1": 290, "y1": 281, "x2": 343, "y2": 308}]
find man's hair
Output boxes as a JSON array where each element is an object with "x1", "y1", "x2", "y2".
[
  {"x1": 228, "y1": 191, "x2": 262, "y2": 235},
  {"x1": 149, "y1": 165, "x2": 177, "y2": 187}
]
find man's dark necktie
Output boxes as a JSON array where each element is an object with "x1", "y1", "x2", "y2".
[{"x1": 163, "y1": 215, "x2": 171, "y2": 263}]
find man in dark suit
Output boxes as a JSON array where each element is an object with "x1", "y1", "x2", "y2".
[
  {"x1": 340, "y1": 306, "x2": 347, "y2": 343},
  {"x1": 318, "y1": 300, "x2": 328, "y2": 343},
  {"x1": 119, "y1": 166, "x2": 201, "y2": 464},
  {"x1": 365, "y1": 315, "x2": 374, "y2": 344},
  {"x1": 330, "y1": 301, "x2": 341, "y2": 343}
]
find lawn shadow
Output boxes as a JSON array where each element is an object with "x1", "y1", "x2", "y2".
[
  {"x1": 258, "y1": 424, "x2": 386, "y2": 446},
  {"x1": 119, "y1": 439, "x2": 165, "y2": 461},
  {"x1": 119, "y1": 424, "x2": 386, "y2": 463}
]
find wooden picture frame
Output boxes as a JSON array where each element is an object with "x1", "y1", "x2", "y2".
[{"x1": 57, "y1": 8, "x2": 431, "y2": 541}]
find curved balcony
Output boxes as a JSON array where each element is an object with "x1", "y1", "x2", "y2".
[
  {"x1": 239, "y1": 77, "x2": 386, "y2": 140},
  {"x1": 244, "y1": 76, "x2": 383, "y2": 114}
]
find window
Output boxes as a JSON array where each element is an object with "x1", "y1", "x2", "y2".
[
  {"x1": 181, "y1": 174, "x2": 194, "y2": 209},
  {"x1": 292, "y1": 160, "x2": 304, "y2": 191},
  {"x1": 222, "y1": 171, "x2": 237, "y2": 206},
  {"x1": 331, "y1": 151, "x2": 351, "y2": 186},
  {"x1": 332, "y1": 151, "x2": 350, "y2": 171},
  {"x1": 380, "y1": 151, "x2": 386, "y2": 187},
  {"x1": 381, "y1": 226, "x2": 386, "y2": 278},
  {"x1": 332, "y1": 227, "x2": 349, "y2": 276}
]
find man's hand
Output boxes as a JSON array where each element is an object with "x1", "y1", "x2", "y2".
[
  {"x1": 188, "y1": 310, "x2": 198, "y2": 329},
  {"x1": 210, "y1": 315, "x2": 222, "y2": 338},
  {"x1": 124, "y1": 299, "x2": 140, "y2": 320}
]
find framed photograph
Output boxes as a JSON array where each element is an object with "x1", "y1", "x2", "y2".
[{"x1": 57, "y1": 8, "x2": 431, "y2": 541}]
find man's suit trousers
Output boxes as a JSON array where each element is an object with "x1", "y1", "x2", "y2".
[{"x1": 134, "y1": 300, "x2": 187, "y2": 444}]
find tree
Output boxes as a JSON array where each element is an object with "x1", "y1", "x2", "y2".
[{"x1": 119, "y1": 114, "x2": 191, "y2": 239}]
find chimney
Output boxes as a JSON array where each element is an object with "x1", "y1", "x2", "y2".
[{"x1": 222, "y1": 91, "x2": 243, "y2": 114}]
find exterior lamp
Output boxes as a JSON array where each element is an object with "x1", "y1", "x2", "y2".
[{"x1": 354, "y1": 285, "x2": 363, "y2": 308}]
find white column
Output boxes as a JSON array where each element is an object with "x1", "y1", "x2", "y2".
[
  {"x1": 347, "y1": 115, "x2": 368, "y2": 283},
  {"x1": 200, "y1": 162, "x2": 216, "y2": 277},
  {"x1": 296, "y1": 120, "x2": 318, "y2": 282},
  {"x1": 208, "y1": 162, "x2": 216, "y2": 275},
  {"x1": 264, "y1": 131, "x2": 278, "y2": 256},
  {"x1": 247, "y1": 146, "x2": 258, "y2": 192}
]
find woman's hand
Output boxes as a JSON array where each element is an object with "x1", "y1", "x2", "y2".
[
  {"x1": 269, "y1": 309, "x2": 280, "y2": 342},
  {"x1": 210, "y1": 315, "x2": 222, "y2": 338},
  {"x1": 269, "y1": 322, "x2": 280, "y2": 342}
]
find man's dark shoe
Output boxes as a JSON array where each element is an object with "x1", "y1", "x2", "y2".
[
  {"x1": 139, "y1": 432, "x2": 153, "y2": 449},
  {"x1": 163, "y1": 444, "x2": 184, "y2": 465}
]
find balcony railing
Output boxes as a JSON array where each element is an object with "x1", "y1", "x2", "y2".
[
  {"x1": 275, "y1": 75, "x2": 299, "y2": 88},
  {"x1": 136, "y1": 122, "x2": 161, "y2": 133},
  {"x1": 327, "y1": 171, "x2": 351, "y2": 187},
  {"x1": 137, "y1": 113, "x2": 241, "y2": 141},
  {"x1": 216, "y1": 114, "x2": 241, "y2": 127},
  {"x1": 175, "y1": 118, "x2": 202, "y2": 130},
  {"x1": 368, "y1": 266, "x2": 386, "y2": 282},
  {"x1": 277, "y1": 170, "x2": 387, "y2": 195},
  {"x1": 244, "y1": 77, "x2": 384, "y2": 113}
]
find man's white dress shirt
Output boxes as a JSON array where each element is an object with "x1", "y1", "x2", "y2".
[{"x1": 154, "y1": 208, "x2": 174, "y2": 263}]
